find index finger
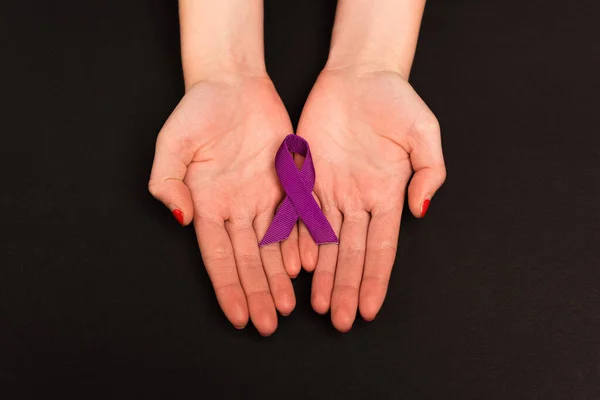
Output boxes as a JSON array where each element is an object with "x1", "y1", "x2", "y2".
[
  {"x1": 359, "y1": 206, "x2": 402, "y2": 321},
  {"x1": 194, "y1": 215, "x2": 249, "y2": 329}
]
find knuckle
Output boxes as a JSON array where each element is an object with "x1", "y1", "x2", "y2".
[
  {"x1": 342, "y1": 243, "x2": 365, "y2": 259},
  {"x1": 334, "y1": 283, "x2": 360, "y2": 295},
  {"x1": 438, "y1": 166, "x2": 448, "y2": 184},
  {"x1": 214, "y1": 282, "x2": 242, "y2": 295},
  {"x1": 426, "y1": 164, "x2": 447, "y2": 186},
  {"x1": 361, "y1": 275, "x2": 389, "y2": 288},
  {"x1": 204, "y1": 248, "x2": 233, "y2": 264},
  {"x1": 245, "y1": 289, "x2": 272, "y2": 301},
  {"x1": 414, "y1": 114, "x2": 441, "y2": 136},
  {"x1": 147, "y1": 181, "x2": 160, "y2": 198},
  {"x1": 313, "y1": 269, "x2": 335, "y2": 285},
  {"x1": 236, "y1": 253, "x2": 261, "y2": 268},
  {"x1": 342, "y1": 210, "x2": 367, "y2": 225},
  {"x1": 267, "y1": 272, "x2": 291, "y2": 291},
  {"x1": 372, "y1": 240, "x2": 397, "y2": 255}
]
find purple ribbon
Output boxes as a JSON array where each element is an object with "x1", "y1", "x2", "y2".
[{"x1": 259, "y1": 134, "x2": 339, "y2": 247}]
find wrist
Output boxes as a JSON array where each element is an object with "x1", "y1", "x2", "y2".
[
  {"x1": 325, "y1": 0, "x2": 426, "y2": 80},
  {"x1": 179, "y1": 0, "x2": 267, "y2": 90},
  {"x1": 181, "y1": 53, "x2": 267, "y2": 90},
  {"x1": 324, "y1": 56, "x2": 409, "y2": 81}
]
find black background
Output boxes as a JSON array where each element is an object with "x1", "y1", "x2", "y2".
[{"x1": 2, "y1": 0, "x2": 600, "y2": 398}]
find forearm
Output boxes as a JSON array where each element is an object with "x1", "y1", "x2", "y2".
[
  {"x1": 326, "y1": 0, "x2": 426, "y2": 79},
  {"x1": 179, "y1": 0, "x2": 266, "y2": 89}
]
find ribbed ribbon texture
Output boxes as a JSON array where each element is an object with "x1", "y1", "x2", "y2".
[{"x1": 259, "y1": 134, "x2": 339, "y2": 246}]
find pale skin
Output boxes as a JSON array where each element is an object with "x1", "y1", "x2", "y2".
[{"x1": 149, "y1": 0, "x2": 446, "y2": 335}]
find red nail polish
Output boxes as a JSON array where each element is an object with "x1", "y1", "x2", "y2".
[
  {"x1": 172, "y1": 209, "x2": 184, "y2": 225},
  {"x1": 421, "y1": 199, "x2": 431, "y2": 217}
]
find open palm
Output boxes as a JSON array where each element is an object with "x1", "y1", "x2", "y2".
[
  {"x1": 297, "y1": 68, "x2": 446, "y2": 331},
  {"x1": 149, "y1": 74, "x2": 300, "y2": 335}
]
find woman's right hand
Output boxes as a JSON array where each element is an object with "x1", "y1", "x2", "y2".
[{"x1": 149, "y1": 73, "x2": 300, "y2": 336}]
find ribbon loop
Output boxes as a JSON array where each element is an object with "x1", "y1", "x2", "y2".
[{"x1": 259, "y1": 134, "x2": 339, "y2": 246}]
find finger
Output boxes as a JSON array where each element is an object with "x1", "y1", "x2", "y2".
[
  {"x1": 311, "y1": 207, "x2": 343, "y2": 315},
  {"x1": 330, "y1": 210, "x2": 370, "y2": 332},
  {"x1": 406, "y1": 116, "x2": 447, "y2": 218},
  {"x1": 226, "y1": 219, "x2": 278, "y2": 336},
  {"x1": 359, "y1": 205, "x2": 402, "y2": 321},
  {"x1": 299, "y1": 221, "x2": 319, "y2": 272},
  {"x1": 281, "y1": 223, "x2": 302, "y2": 278},
  {"x1": 254, "y1": 211, "x2": 296, "y2": 316},
  {"x1": 148, "y1": 118, "x2": 197, "y2": 226},
  {"x1": 299, "y1": 193, "x2": 321, "y2": 272},
  {"x1": 194, "y1": 215, "x2": 248, "y2": 329}
]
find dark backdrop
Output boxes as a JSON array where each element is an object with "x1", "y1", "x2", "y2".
[{"x1": 2, "y1": 0, "x2": 600, "y2": 399}]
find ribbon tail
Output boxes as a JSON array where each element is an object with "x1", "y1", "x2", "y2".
[
  {"x1": 290, "y1": 191, "x2": 339, "y2": 245},
  {"x1": 259, "y1": 197, "x2": 299, "y2": 246}
]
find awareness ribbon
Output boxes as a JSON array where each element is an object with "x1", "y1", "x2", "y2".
[{"x1": 259, "y1": 134, "x2": 339, "y2": 247}]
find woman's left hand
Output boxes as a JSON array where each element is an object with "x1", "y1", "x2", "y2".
[{"x1": 296, "y1": 67, "x2": 447, "y2": 332}]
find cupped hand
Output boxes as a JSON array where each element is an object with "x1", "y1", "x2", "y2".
[
  {"x1": 149, "y1": 74, "x2": 301, "y2": 335},
  {"x1": 297, "y1": 68, "x2": 446, "y2": 332}
]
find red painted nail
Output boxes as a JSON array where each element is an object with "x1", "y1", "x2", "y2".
[
  {"x1": 421, "y1": 199, "x2": 431, "y2": 217},
  {"x1": 172, "y1": 209, "x2": 184, "y2": 225}
]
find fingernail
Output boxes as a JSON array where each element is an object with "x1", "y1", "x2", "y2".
[
  {"x1": 172, "y1": 209, "x2": 184, "y2": 225},
  {"x1": 421, "y1": 199, "x2": 431, "y2": 217}
]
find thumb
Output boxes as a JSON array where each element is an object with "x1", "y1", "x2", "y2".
[
  {"x1": 148, "y1": 132, "x2": 194, "y2": 226},
  {"x1": 406, "y1": 116, "x2": 447, "y2": 218}
]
